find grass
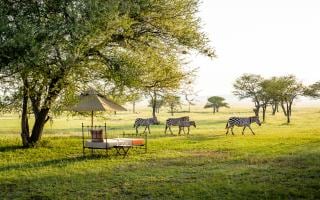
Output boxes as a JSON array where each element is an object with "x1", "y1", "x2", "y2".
[{"x1": 0, "y1": 107, "x2": 320, "y2": 199}]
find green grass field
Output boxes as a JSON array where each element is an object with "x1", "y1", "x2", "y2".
[{"x1": 0, "y1": 107, "x2": 319, "y2": 199}]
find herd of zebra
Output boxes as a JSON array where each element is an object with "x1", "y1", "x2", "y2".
[{"x1": 133, "y1": 115, "x2": 261, "y2": 135}]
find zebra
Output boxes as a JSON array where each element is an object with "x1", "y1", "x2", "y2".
[
  {"x1": 178, "y1": 121, "x2": 196, "y2": 135},
  {"x1": 225, "y1": 116, "x2": 261, "y2": 135},
  {"x1": 164, "y1": 116, "x2": 189, "y2": 134},
  {"x1": 133, "y1": 117, "x2": 158, "y2": 134}
]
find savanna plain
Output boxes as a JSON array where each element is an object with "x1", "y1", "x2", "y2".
[{"x1": 0, "y1": 107, "x2": 319, "y2": 199}]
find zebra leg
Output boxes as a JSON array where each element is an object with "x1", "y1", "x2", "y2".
[
  {"x1": 242, "y1": 126, "x2": 246, "y2": 135},
  {"x1": 136, "y1": 125, "x2": 139, "y2": 135},
  {"x1": 231, "y1": 127, "x2": 235, "y2": 135},
  {"x1": 169, "y1": 126, "x2": 174, "y2": 135},
  {"x1": 143, "y1": 126, "x2": 148, "y2": 134},
  {"x1": 187, "y1": 127, "x2": 190, "y2": 135},
  {"x1": 226, "y1": 127, "x2": 229, "y2": 135},
  {"x1": 165, "y1": 125, "x2": 168, "y2": 134},
  {"x1": 182, "y1": 127, "x2": 186, "y2": 134},
  {"x1": 178, "y1": 127, "x2": 181, "y2": 135},
  {"x1": 148, "y1": 126, "x2": 151, "y2": 134},
  {"x1": 248, "y1": 126, "x2": 255, "y2": 135}
]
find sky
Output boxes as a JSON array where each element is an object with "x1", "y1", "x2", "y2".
[{"x1": 191, "y1": 0, "x2": 320, "y2": 105}]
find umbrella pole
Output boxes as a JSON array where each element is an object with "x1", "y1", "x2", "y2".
[{"x1": 91, "y1": 111, "x2": 94, "y2": 127}]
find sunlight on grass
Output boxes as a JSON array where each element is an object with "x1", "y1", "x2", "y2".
[{"x1": 0, "y1": 107, "x2": 319, "y2": 199}]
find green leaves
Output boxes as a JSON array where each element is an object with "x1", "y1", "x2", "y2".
[
  {"x1": 0, "y1": 0, "x2": 213, "y2": 143},
  {"x1": 204, "y1": 96, "x2": 229, "y2": 113}
]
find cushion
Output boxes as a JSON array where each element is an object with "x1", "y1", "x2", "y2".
[{"x1": 90, "y1": 129, "x2": 103, "y2": 142}]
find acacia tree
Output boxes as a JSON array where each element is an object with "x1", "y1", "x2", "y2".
[
  {"x1": 275, "y1": 76, "x2": 305, "y2": 123},
  {"x1": 130, "y1": 93, "x2": 142, "y2": 114},
  {"x1": 184, "y1": 93, "x2": 196, "y2": 113},
  {"x1": 148, "y1": 98, "x2": 164, "y2": 114},
  {"x1": 136, "y1": 49, "x2": 196, "y2": 119},
  {"x1": 233, "y1": 74, "x2": 264, "y2": 116},
  {"x1": 0, "y1": 0, "x2": 213, "y2": 146},
  {"x1": 204, "y1": 96, "x2": 229, "y2": 113},
  {"x1": 164, "y1": 94, "x2": 181, "y2": 116},
  {"x1": 258, "y1": 79, "x2": 275, "y2": 122},
  {"x1": 304, "y1": 81, "x2": 320, "y2": 98}
]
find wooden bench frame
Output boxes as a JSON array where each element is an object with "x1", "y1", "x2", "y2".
[{"x1": 81, "y1": 123, "x2": 147, "y2": 156}]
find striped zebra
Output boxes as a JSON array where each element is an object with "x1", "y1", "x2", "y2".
[
  {"x1": 178, "y1": 121, "x2": 196, "y2": 135},
  {"x1": 164, "y1": 116, "x2": 189, "y2": 134},
  {"x1": 133, "y1": 117, "x2": 158, "y2": 134},
  {"x1": 225, "y1": 116, "x2": 261, "y2": 135}
]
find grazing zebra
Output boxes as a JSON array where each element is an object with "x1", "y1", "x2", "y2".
[
  {"x1": 178, "y1": 121, "x2": 196, "y2": 135},
  {"x1": 133, "y1": 117, "x2": 158, "y2": 134},
  {"x1": 225, "y1": 116, "x2": 261, "y2": 135},
  {"x1": 164, "y1": 116, "x2": 189, "y2": 134}
]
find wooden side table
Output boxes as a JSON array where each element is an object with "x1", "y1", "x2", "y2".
[{"x1": 114, "y1": 145, "x2": 132, "y2": 158}]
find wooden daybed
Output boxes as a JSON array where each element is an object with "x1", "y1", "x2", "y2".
[{"x1": 82, "y1": 123, "x2": 147, "y2": 157}]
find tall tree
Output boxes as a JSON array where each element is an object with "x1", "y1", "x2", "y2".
[
  {"x1": 304, "y1": 81, "x2": 320, "y2": 98},
  {"x1": 233, "y1": 74, "x2": 264, "y2": 116},
  {"x1": 258, "y1": 79, "x2": 275, "y2": 122},
  {"x1": 184, "y1": 93, "x2": 196, "y2": 113},
  {"x1": 137, "y1": 49, "x2": 194, "y2": 118},
  {"x1": 0, "y1": 0, "x2": 214, "y2": 146},
  {"x1": 164, "y1": 94, "x2": 182, "y2": 116},
  {"x1": 204, "y1": 96, "x2": 229, "y2": 113},
  {"x1": 148, "y1": 97, "x2": 164, "y2": 114},
  {"x1": 276, "y1": 76, "x2": 305, "y2": 123}
]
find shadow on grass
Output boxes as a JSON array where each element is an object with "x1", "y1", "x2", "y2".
[
  {"x1": 0, "y1": 145, "x2": 25, "y2": 152},
  {"x1": 1, "y1": 143, "x2": 319, "y2": 200},
  {"x1": 158, "y1": 133, "x2": 226, "y2": 142},
  {"x1": 200, "y1": 119, "x2": 227, "y2": 125},
  {"x1": 279, "y1": 122, "x2": 293, "y2": 126},
  {"x1": 186, "y1": 134, "x2": 226, "y2": 142},
  {"x1": 0, "y1": 155, "x2": 105, "y2": 172}
]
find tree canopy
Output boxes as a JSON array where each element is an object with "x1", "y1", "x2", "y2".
[
  {"x1": 0, "y1": 0, "x2": 214, "y2": 146},
  {"x1": 204, "y1": 96, "x2": 229, "y2": 113},
  {"x1": 233, "y1": 74, "x2": 264, "y2": 116},
  {"x1": 233, "y1": 74, "x2": 306, "y2": 123}
]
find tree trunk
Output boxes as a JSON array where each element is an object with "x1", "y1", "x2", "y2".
[
  {"x1": 29, "y1": 108, "x2": 50, "y2": 143},
  {"x1": 170, "y1": 106, "x2": 174, "y2": 116},
  {"x1": 286, "y1": 103, "x2": 290, "y2": 123},
  {"x1": 216, "y1": 107, "x2": 219, "y2": 113},
  {"x1": 21, "y1": 84, "x2": 30, "y2": 147},
  {"x1": 289, "y1": 101, "x2": 293, "y2": 116},
  {"x1": 281, "y1": 102, "x2": 287, "y2": 116},
  {"x1": 132, "y1": 101, "x2": 136, "y2": 113},
  {"x1": 276, "y1": 102, "x2": 279, "y2": 112},
  {"x1": 262, "y1": 105, "x2": 267, "y2": 122},
  {"x1": 253, "y1": 107, "x2": 259, "y2": 117},
  {"x1": 253, "y1": 102, "x2": 260, "y2": 117},
  {"x1": 271, "y1": 103, "x2": 276, "y2": 115},
  {"x1": 152, "y1": 91, "x2": 157, "y2": 119}
]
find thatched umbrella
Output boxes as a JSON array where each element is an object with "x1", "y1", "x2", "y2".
[{"x1": 72, "y1": 88, "x2": 127, "y2": 126}]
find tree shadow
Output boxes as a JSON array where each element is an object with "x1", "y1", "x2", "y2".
[
  {"x1": 0, "y1": 155, "x2": 105, "y2": 172},
  {"x1": 0, "y1": 145, "x2": 25, "y2": 152}
]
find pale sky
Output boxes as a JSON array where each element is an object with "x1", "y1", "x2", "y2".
[{"x1": 192, "y1": 0, "x2": 320, "y2": 103}]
